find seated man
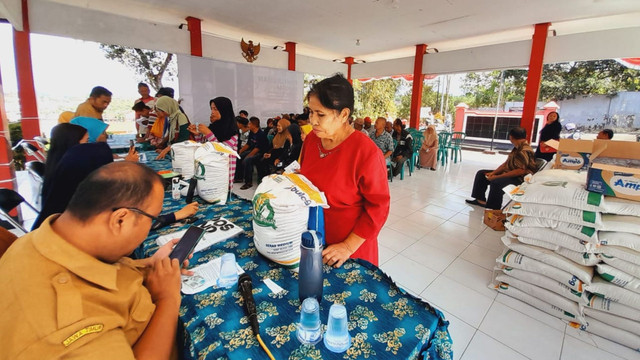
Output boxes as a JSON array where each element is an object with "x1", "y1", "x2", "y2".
[
  {"x1": 239, "y1": 117, "x2": 270, "y2": 190},
  {"x1": 391, "y1": 118, "x2": 413, "y2": 177},
  {"x1": 0, "y1": 162, "x2": 187, "y2": 359},
  {"x1": 597, "y1": 128, "x2": 614, "y2": 140},
  {"x1": 353, "y1": 117, "x2": 368, "y2": 134},
  {"x1": 466, "y1": 127, "x2": 537, "y2": 209},
  {"x1": 370, "y1": 117, "x2": 394, "y2": 161},
  {"x1": 236, "y1": 116, "x2": 250, "y2": 155}
]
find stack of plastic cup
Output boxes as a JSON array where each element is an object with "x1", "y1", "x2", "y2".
[
  {"x1": 217, "y1": 253, "x2": 239, "y2": 288},
  {"x1": 296, "y1": 297, "x2": 323, "y2": 345},
  {"x1": 323, "y1": 303, "x2": 351, "y2": 353}
]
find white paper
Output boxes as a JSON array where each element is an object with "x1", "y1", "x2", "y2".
[
  {"x1": 284, "y1": 160, "x2": 300, "y2": 174},
  {"x1": 155, "y1": 217, "x2": 243, "y2": 254},
  {"x1": 181, "y1": 256, "x2": 245, "y2": 294},
  {"x1": 263, "y1": 278, "x2": 284, "y2": 294}
]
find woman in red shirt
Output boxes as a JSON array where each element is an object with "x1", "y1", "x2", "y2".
[{"x1": 300, "y1": 75, "x2": 390, "y2": 267}]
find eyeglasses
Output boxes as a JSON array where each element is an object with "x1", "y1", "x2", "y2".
[{"x1": 112, "y1": 207, "x2": 159, "y2": 222}]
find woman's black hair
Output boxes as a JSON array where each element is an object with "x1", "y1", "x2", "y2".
[{"x1": 306, "y1": 74, "x2": 354, "y2": 118}]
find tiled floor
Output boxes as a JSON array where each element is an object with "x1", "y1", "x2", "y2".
[
  {"x1": 374, "y1": 151, "x2": 640, "y2": 360},
  {"x1": 14, "y1": 151, "x2": 640, "y2": 359}
]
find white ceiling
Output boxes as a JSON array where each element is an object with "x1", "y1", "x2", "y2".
[
  {"x1": 59, "y1": 0, "x2": 640, "y2": 60},
  {"x1": 8, "y1": 0, "x2": 640, "y2": 62}
]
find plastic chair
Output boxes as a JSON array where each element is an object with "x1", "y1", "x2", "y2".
[
  {"x1": 535, "y1": 158, "x2": 548, "y2": 173},
  {"x1": 0, "y1": 188, "x2": 39, "y2": 234},
  {"x1": 410, "y1": 133, "x2": 423, "y2": 173},
  {"x1": 446, "y1": 132, "x2": 466, "y2": 164},
  {"x1": 267, "y1": 134, "x2": 274, "y2": 144},
  {"x1": 437, "y1": 132, "x2": 452, "y2": 166}
]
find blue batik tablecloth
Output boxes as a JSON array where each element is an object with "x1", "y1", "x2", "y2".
[{"x1": 138, "y1": 153, "x2": 453, "y2": 360}]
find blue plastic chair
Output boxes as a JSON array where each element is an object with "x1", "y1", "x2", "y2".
[
  {"x1": 446, "y1": 132, "x2": 466, "y2": 164},
  {"x1": 437, "y1": 132, "x2": 452, "y2": 166}
]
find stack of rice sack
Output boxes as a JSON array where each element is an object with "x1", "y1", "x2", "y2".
[{"x1": 491, "y1": 168, "x2": 640, "y2": 351}]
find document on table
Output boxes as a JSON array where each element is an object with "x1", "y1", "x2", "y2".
[
  {"x1": 181, "y1": 256, "x2": 245, "y2": 294},
  {"x1": 155, "y1": 217, "x2": 243, "y2": 254}
]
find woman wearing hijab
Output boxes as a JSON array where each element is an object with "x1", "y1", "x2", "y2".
[
  {"x1": 419, "y1": 125, "x2": 439, "y2": 170},
  {"x1": 283, "y1": 123, "x2": 303, "y2": 168},
  {"x1": 70, "y1": 116, "x2": 108, "y2": 143},
  {"x1": 535, "y1": 111, "x2": 562, "y2": 162},
  {"x1": 256, "y1": 118, "x2": 291, "y2": 179},
  {"x1": 32, "y1": 142, "x2": 114, "y2": 230},
  {"x1": 155, "y1": 96, "x2": 190, "y2": 145},
  {"x1": 41, "y1": 123, "x2": 88, "y2": 205},
  {"x1": 188, "y1": 97, "x2": 239, "y2": 186}
]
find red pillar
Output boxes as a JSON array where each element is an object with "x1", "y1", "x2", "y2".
[
  {"x1": 186, "y1": 16, "x2": 203, "y2": 57},
  {"x1": 409, "y1": 44, "x2": 427, "y2": 129},
  {"x1": 13, "y1": 0, "x2": 41, "y2": 142},
  {"x1": 0, "y1": 62, "x2": 18, "y2": 191},
  {"x1": 521, "y1": 23, "x2": 550, "y2": 142},
  {"x1": 344, "y1": 57, "x2": 354, "y2": 84},
  {"x1": 454, "y1": 103, "x2": 468, "y2": 132},
  {"x1": 285, "y1": 42, "x2": 296, "y2": 71}
]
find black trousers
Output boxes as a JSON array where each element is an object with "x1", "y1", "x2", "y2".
[{"x1": 471, "y1": 170, "x2": 522, "y2": 210}]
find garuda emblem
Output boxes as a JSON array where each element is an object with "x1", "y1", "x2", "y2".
[{"x1": 241, "y1": 38, "x2": 260, "y2": 63}]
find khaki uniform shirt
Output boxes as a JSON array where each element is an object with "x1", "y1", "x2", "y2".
[
  {"x1": 74, "y1": 100, "x2": 103, "y2": 120},
  {"x1": 0, "y1": 216, "x2": 155, "y2": 359}
]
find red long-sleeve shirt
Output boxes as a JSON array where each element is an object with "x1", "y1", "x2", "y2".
[{"x1": 300, "y1": 130, "x2": 390, "y2": 266}]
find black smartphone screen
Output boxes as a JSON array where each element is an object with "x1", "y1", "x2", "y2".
[{"x1": 169, "y1": 226, "x2": 205, "y2": 266}]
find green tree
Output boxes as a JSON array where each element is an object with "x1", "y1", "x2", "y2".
[
  {"x1": 99, "y1": 44, "x2": 176, "y2": 91},
  {"x1": 353, "y1": 79, "x2": 400, "y2": 118}
]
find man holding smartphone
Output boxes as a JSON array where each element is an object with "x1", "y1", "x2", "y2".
[{"x1": 0, "y1": 162, "x2": 188, "y2": 359}]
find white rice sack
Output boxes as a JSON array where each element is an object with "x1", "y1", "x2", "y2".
[
  {"x1": 507, "y1": 232, "x2": 599, "y2": 266},
  {"x1": 530, "y1": 169, "x2": 587, "y2": 185},
  {"x1": 501, "y1": 236, "x2": 594, "y2": 284},
  {"x1": 584, "y1": 307, "x2": 640, "y2": 336},
  {"x1": 599, "y1": 231, "x2": 640, "y2": 251},
  {"x1": 600, "y1": 255, "x2": 640, "y2": 279},
  {"x1": 602, "y1": 197, "x2": 640, "y2": 217},
  {"x1": 585, "y1": 276, "x2": 640, "y2": 311},
  {"x1": 602, "y1": 214, "x2": 640, "y2": 235},
  {"x1": 599, "y1": 245, "x2": 640, "y2": 267},
  {"x1": 504, "y1": 181, "x2": 604, "y2": 212},
  {"x1": 497, "y1": 249, "x2": 586, "y2": 292},
  {"x1": 498, "y1": 268, "x2": 587, "y2": 304},
  {"x1": 492, "y1": 280, "x2": 584, "y2": 324},
  {"x1": 194, "y1": 142, "x2": 239, "y2": 205},
  {"x1": 572, "y1": 317, "x2": 640, "y2": 351},
  {"x1": 495, "y1": 273, "x2": 584, "y2": 322},
  {"x1": 170, "y1": 140, "x2": 201, "y2": 179},
  {"x1": 506, "y1": 224, "x2": 596, "y2": 253},
  {"x1": 585, "y1": 292, "x2": 640, "y2": 322},
  {"x1": 507, "y1": 214, "x2": 598, "y2": 244},
  {"x1": 252, "y1": 173, "x2": 328, "y2": 270},
  {"x1": 504, "y1": 202, "x2": 603, "y2": 229},
  {"x1": 596, "y1": 263, "x2": 640, "y2": 294}
]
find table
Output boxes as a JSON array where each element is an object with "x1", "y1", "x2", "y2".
[{"x1": 138, "y1": 153, "x2": 453, "y2": 360}]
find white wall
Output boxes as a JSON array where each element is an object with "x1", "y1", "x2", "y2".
[{"x1": 177, "y1": 55, "x2": 304, "y2": 126}]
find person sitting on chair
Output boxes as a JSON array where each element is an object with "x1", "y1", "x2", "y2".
[
  {"x1": 466, "y1": 127, "x2": 537, "y2": 210},
  {"x1": 390, "y1": 118, "x2": 412, "y2": 177}
]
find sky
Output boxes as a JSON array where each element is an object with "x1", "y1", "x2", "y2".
[{"x1": 0, "y1": 23, "x2": 178, "y2": 99}]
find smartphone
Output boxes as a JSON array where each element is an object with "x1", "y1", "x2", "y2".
[
  {"x1": 169, "y1": 226, "x2": 206, "y2": 266},
  {"x1": 129, "y1": 139, "x2": 135, "y2": 151}
]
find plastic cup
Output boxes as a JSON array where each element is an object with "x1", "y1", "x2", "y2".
[
  {"x1": 296, "y1": 297, "x2": 323, "y2": 345},
  {"x1": 217, "y1": 253, "x2": 238, "y2": 288},
  {"x1": 323, "y1": 303, "x2": 351, "y2": 353}
]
